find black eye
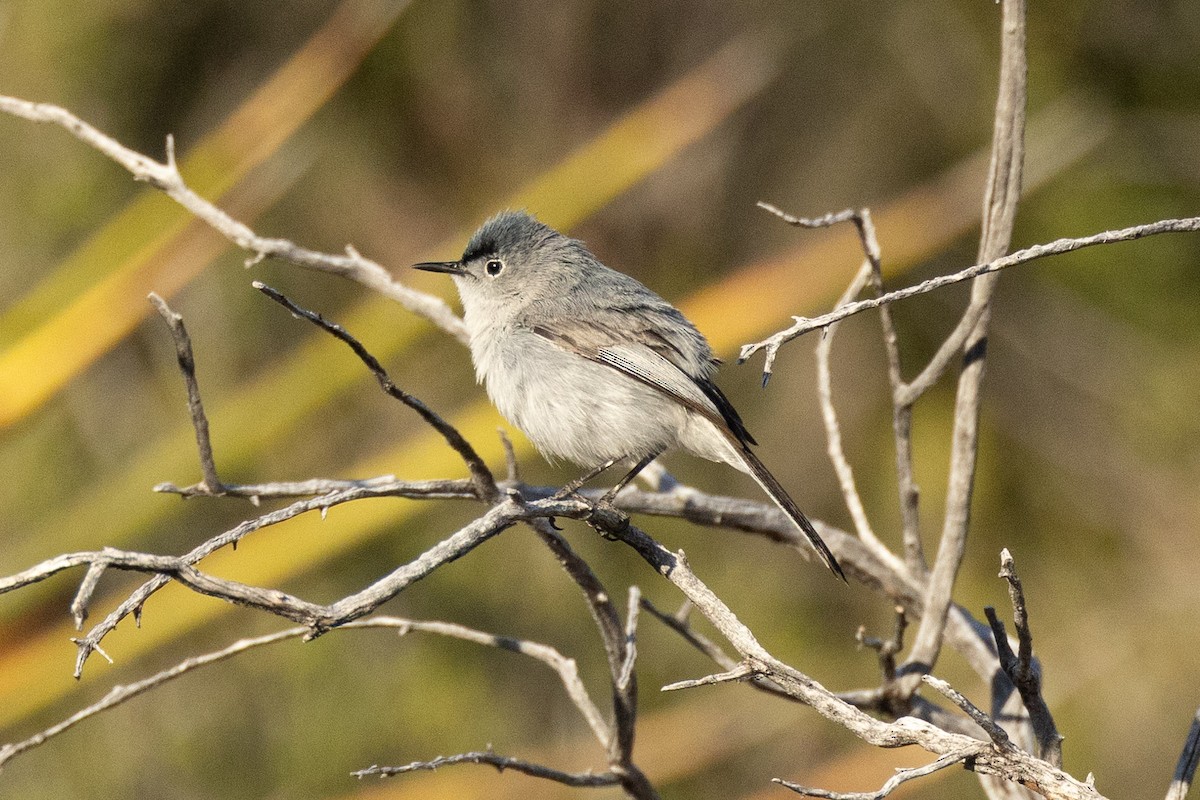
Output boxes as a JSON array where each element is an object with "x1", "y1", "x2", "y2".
[{"x1": 485, "y1": 259, "x2": 503, "y2": 276}]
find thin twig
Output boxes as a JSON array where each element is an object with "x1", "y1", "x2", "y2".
[
  {"x1": 774, "y1": 749, "x2": 975, "y2": 799},
  {"x1": 617, "y1": 586, "x2": 641, "y2": 693},
  {"x1": 498, "y1": 429, "x2": 521, "y2": 483},
  {"x1": 641, "y1": 599, "x2": 738, "y2": 670},
  {"x1": 69, "y1": 560, "x2": 108, "y2": 629},
  {"x1": 812, "y1": 263, "x2": 872, "y2": 516},
  {"x1": 353, "y1": 752, "x2": 621, "y2": 786},
  {"x1": 661, "y1": 664, "x2": 757, "y2": 692},
  {"x1": 737, "y1": 215, "x2": 1200, "y2": 367},
  {"x1": 155, "y1": 475, "x2": 449, "y2": 501},
  {"x1": 812, "y1": 260, "x2": 901, "y2": 565},
  {"x1": 923, "y1": 675, "x2": 1011, "y2": 748},
  {"x1": 0, "y1": 615, "x2": 611, "y2": 774},
  {"x1": 0, "y1": 95, "x2": 468, "y2": 342},
  {"x1": 642, "y1": 598, "x2": 810, "y2": 703},
  {"x1": 850, "y1": 206, "x2": 926, "y2": 573},
  {"x1": 640, "y1": 600, "x2": 737, "y2": 672},
  {"x1": 985, "y1": 550, "x2": 1063, "y2": 766},
  {"x1": 149, "y1": 293, "x2": 225, "y2": 494},
  {"x1": 857, "y1": 605, "x2": 908, "y2": 681}
]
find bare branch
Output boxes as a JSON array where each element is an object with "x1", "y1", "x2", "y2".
[
  {"x1": 175, "y1": 472, "x2": 1030, "y2": 745},
  {"x1": 0, "y1": 615, "x2": 612, "y2": 772},
  {"x1": 0, "y1": 95, "x2": 467, "y2": 342},
  {"x1": 835, "y1": 688, "x2": 985, "y2": 739},
  {"x1": 147, "y1": 289, "x2": 491, "y2": 505},
  {"x1": 254, "y1": 282, "x2": 499, "y2": 502},
  {"x1": 0, "y1": 475, "x2": 1101, "y2": 797},
  {"x1": 385, "y1": 617, "x2": 611, "y2": 748},
  {"x1": 498, "y1": 428, "x2": 521, "y2": 483},
  {"x1": 149, "y1": 293, "x2": 224, "y2": 494},
  {"x1": 353, "y1": 752, "x2": 621, "y2": 787},
  {"x1": 0, "y1": 627, "x2": 302, "y2": 770},
  {"x1": 851, "y1": 207, "x2": 927, "y2": 573},
  {"x1": 641, "y1": 599, "x2": 733, "y2": 667},
  {"x1": 755, "y1": 203, "x2": 864, "y2": 231},
  {"x1": 857, "y1": 605, "x2": 909, "y2": 681},
  {"x1": 985, "y1": 550, "x2": 1063, "y2": 767},
  {"x1": 70, "y1": 487, "x2": 521, "y2": 676},
  {"x1": 155, "y1": 475, "x2": 459, "y2": 501},
  {"x1": 661, "y1": 664, "x2": 757, "y2": 692},
  {"x1": 617, "y1": 586, "x2": 641, "y2": 693},
  {"x1": 997, "y1": 550, "x2": 1034, "y2": 675},
  {"x1": 610, "y1": 486, "x2": 1014, "y2": 697},
  {"x1": 923, "y1": 675, "x2": 1011, "y2": 748},
  {"x1": 66, "y1": 484, "x2": 422, "y2": 675},
  {"x1": 644, "y1": 597, "x2": 837, "y2": 705},
  {"x1": 69, "y1": 560, "x2": 108, "y2": 629},
  {"x1": 898, "y1": 0, "x2": 1027, "y2": 703},
  {"x1": 812, "y1": 260, "x2": 906, "y2": 570},
  {"x1": 775, "y1": 749, "x2": 975, "y2": 799}
]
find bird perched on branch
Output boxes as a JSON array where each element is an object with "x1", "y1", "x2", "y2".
[{"x1": 416, "y1": 210, "x2": 843, "y2": 580}]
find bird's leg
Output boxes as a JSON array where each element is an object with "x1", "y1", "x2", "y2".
[
  {"x1": 598, "y1": 450, "x2": 661, "y2": 505},
  {"x1": 584, "y1": 452, "x2": 661, "y2": 540},
  {"x1": 549, "y1": 456, "x2": 624, "y2": 501},
  {"x1": 549, "y1": 452, "x2": 661, "y2": 536}
]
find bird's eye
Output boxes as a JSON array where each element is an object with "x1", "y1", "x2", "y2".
[{"x1": 485, "y1": 259, "x2": 504, "y2": 277}]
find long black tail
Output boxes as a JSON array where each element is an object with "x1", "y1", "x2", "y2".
[{"x1": 737, "y1": 445, "x2": 845, "y2": 581}]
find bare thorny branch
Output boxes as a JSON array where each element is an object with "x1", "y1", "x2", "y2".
[
  {"x1": 2, "y1": 0, "x2": 1198, "y2": 796},
  {"x1": 0, "y1": 616, "x2": 613, "y2": 776},
  {"x1": 0, "y1": 95, "x2": 468, "y2": 343}
]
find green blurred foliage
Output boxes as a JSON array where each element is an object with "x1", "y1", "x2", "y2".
[{"x1": 1, "y1": 1, "x2": 1198, "y2": 799}]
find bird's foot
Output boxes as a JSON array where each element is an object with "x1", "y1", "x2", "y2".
[{"x1": 586, "y1": 496, "x2": 629, "y2": 540}]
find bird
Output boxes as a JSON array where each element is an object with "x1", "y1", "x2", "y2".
[{"x1": 415, "y1": 210, "x2": 843, "y2": 579}]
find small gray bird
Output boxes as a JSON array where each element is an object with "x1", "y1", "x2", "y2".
[{"x1": 415, "y1": 210, "x2": 843, "y2": 579}]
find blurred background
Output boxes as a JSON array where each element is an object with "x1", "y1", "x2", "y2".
[{"x1": 1, "y1": 0, "x2": 1198, "y2": 797}]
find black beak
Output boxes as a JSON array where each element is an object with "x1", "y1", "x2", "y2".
[{"x1": 413, "y1": 261, "x2": 464, "y2": 275}]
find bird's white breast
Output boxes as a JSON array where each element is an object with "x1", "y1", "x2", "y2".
[{"x1": 461, "y1": 297, "x2": 687, "y2": 465}]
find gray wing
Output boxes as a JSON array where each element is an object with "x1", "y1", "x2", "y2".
[
  {"x1": 528, "y1": 295, "x2": 844, "y2": 578},
  {"x1": 527, "y1": 300, "x2": 757, "y2": 447}
]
